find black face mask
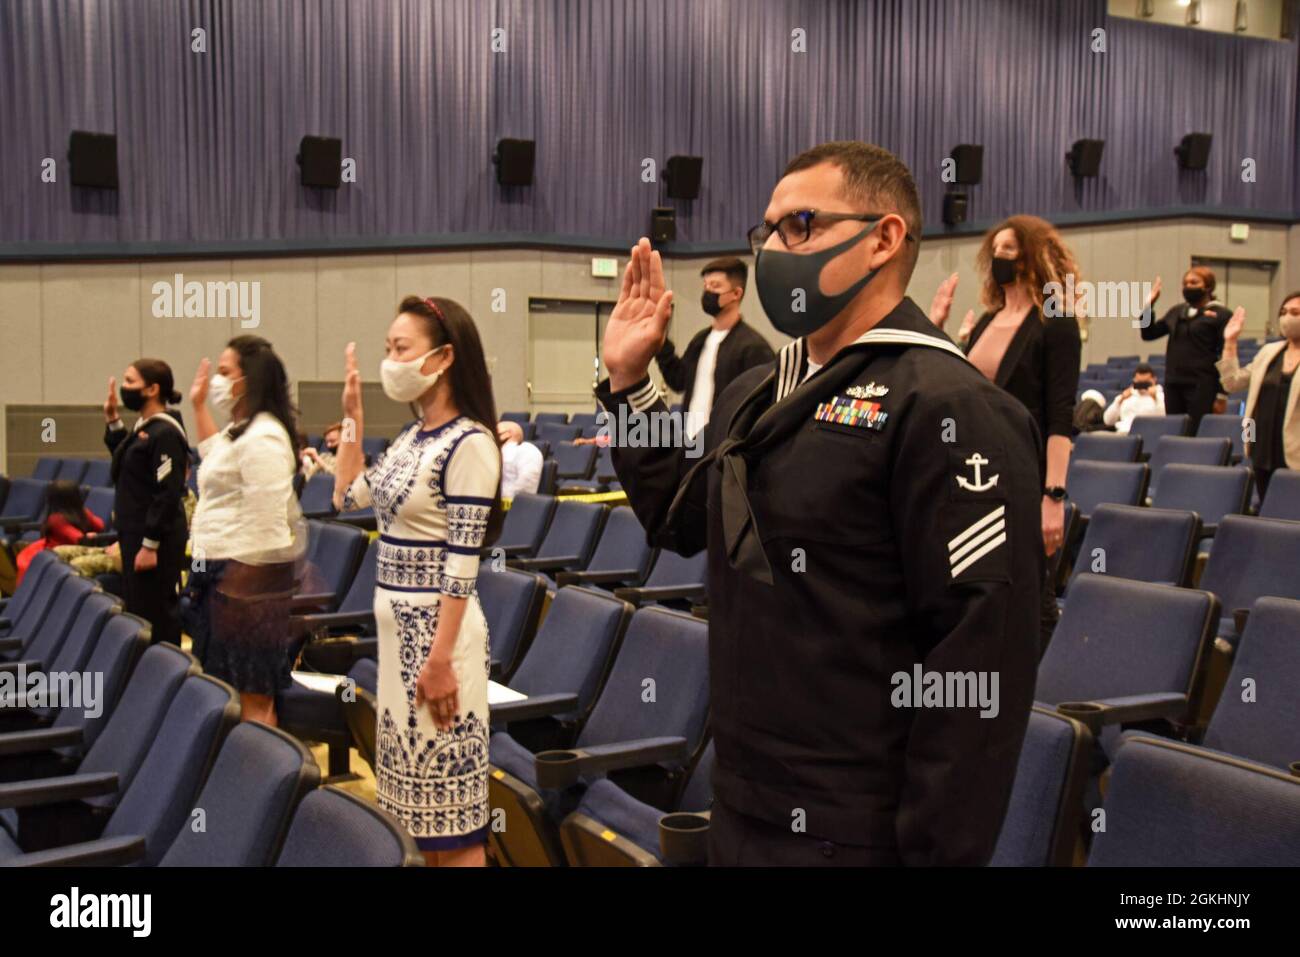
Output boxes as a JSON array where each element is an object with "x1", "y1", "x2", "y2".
[
  {"x1": 991, "y1": 256, "x2": 1019, "y2": 287},
  {"x1": 1133, "y1": 380, "x2": 1154, "y2": 391},
  {"x1": 701, "y1": 291, "x2": 724, "y2": 317},
  {"x1": 120, "y1": 386, "x2": 146, "y2": 411},
  {"x1": 1183, "y1": 286, "x2": 1206, "y2": 306}
]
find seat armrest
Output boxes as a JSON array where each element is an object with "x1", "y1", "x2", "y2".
[
  {"x1": 489, "y1": 692, "x2": 580, "y2": 723},
  {"x1": 9, "y1": 835, "x2": 147, "y2": 868},
  {"x1": 299, "y1": 609, "x2": 377, "y2": 632},
  {"x1": 509, "y1": 555, "x2": 579, "y2": 573},
  {"x1": 0, "y1": 658, "x2": 43, "y2": 675},
  {"x1": 1232, "y1": 608, "x2": 1250, "y2": 637},
  {"x1": 83, "y1": 532, "x2": 118, "y2": 547},
  {"x1": 554, "y1": 569, "x2": 640, "y2": 588},
  {"x1": 291, "y1": 591, "x2": 338, "y2": 612},
  {"x1": 0, "y1": 725, "x2": 83, "y2": 757},
  {"x1": 0, "y1": 637, "x2": 23, "y2": 654},
  {"x1": 0, "y1": 771, "x2": 120, "y2": 809},
  {"x1": 534, "y1": 736, "x2": 689, "y2": 790},
  {"x1": 1056, "y1": 693, "x2": 1188, "y2": 734},
  {"x1": 613, "y1": 584, "x2": 706, "y2": 606}
]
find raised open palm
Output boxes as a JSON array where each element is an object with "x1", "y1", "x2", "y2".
[
  {"x1": 1224, "y1": 306, "x2": 1246, "y2": 343},
  {"x1": 602, "y1": 237, "x2": 674, "y2": 390}
]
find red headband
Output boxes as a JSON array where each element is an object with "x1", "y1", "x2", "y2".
[{"x1": 423, "y1": 297, "x2": 446, "y2": 323}]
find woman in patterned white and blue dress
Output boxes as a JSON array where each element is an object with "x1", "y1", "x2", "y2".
[{"x1": 333, "y1": 295, "x2": 503, "y2": 867}]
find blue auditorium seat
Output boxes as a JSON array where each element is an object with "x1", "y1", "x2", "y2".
[
  {"x1": 533, "y1": 412, "x2": 570, "y2": 425},
  {"x1": 80, "y1": 460, "x2": 112, "y2": 488},
  {"x1": 494, "y1": 493, "x2": 557, "y2": 558},
  {"x1": 1064, "y1": 460, "x2": 1148, "y2": 522},
  {"x1": 1197, "y1": 516, "x2": 1300, "y2": 647},
  {"x1": 551, "y1": 441, "x2": 597, "y2": 481},
  {"x1": 509, "y1": 500, "x2": 605, "y2": 577},
  {"x1": 536, "y1": 422, "x2": 582, "y2": 445},
  {"x1": 1145, "y1": 436, "x2": 1231, "y2": 499},
  {"x1": 613, "y1": 547, "x2": 708, "y2": 609},
  {"x1": 1198, "y1": 597, "x2": 1300, "y2": 771},
  {"x1": 989, "y1": 708, "x2": 1091, "y2": 867},
  {"x1": 1087, "y1": 737, "x2": 1300, "y2": 867},
  {"x1": 1063, "y1": 504, "x2": 1199, "y2": 598},
  {"x1": 1037, "y1": 575, "x2": 1217, "y2": 745},
  {"x1": 561, "y1": 740, "x2": 715, "y2": 866},
  {"x1": 1072, "y1": 432, "x2": 1141, "y2": 463},
  {"x1": 1195, "y1": 414, "x2": 1246, "y2": 463},
  {"x1": 477, "y1": 566, "x2": 547, "y2": 680},
  {"x1": 299, "y1": 473, "x2": 338, "y2": 518},
  {"x1": 0, "y1": 573, "x2": 95, "y2": 668},
  {"x1": 55, "y1": 459, "x2": 89, "y2": 485},
  {"x1": 1259, "y1": 469, "x2": 1300, "y2": 520},
  {"x1": 489, "y1": 605, "x2": 709, "y2": 868},
  {"x1": 1129, "y1": 414, "x2": 1192, "y2": 455},
  {"x1": 30, "y1": 458, "x2": 61, "y2": 482},
  {"x1": 500, "y1": 411, "x2": 531, "y2": 426},
  {"x1": 275, "y1": 786, "x2": 422, "y2": 867},
  {"x1": 1149, "y1": 464, "x2": 1251, "y2": 539},
  {"x1": 0, "y1": 550, "x2": 61, "y2": 636},
  {"x1": 299, "y1": 520, "x2": 368, "y2": 612},
  {"x1": 0, "y1": 673, "x2": 239, "y2": 865},
  {"x1": 554, "y1": 506, "x2": 654, "y2": 592},
  {"x1": 158, "y1": 723, "x2": 320, "y2": 866}
]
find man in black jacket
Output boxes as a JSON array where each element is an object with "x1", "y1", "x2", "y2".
[
  {"x1": 599, "y1": 141, "x2": 1041, "y2": 865},
  {"x1": 654, "y1": 257, "x2": 775, "y2": 437}
]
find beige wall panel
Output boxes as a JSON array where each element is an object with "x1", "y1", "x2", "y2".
[
  {"x1": 231, "y1": 257, "x2": 319, "y2": 384},
  {"x1": 0, "y1": 265, "x2": 44, "y2": 466},
  {"x1": 41, "y1": 262, "x2": 141, "y2": 405},
  {"x1": 470, "y1": 250, "x2": 541, "y2": 413},
  {"x1": 138, "y1": 260, "x2": 237, "y2": 398},
  {"x1": 316, "y1": 255, "x2": 397, "y2": 389},
  {"x1": 394, "y1": 250, "x2": 474, "y2": 309}
]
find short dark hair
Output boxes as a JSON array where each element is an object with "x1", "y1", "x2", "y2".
[
  {"x1": 783, "y1": 141, "x2": 922, "y2": 274},
  {"x1": 700, "y1": 257, "x2": 747, "y2": 291},
  {"x1": 1135, "y1": 362, "x2": 1156, "y2": 377}
]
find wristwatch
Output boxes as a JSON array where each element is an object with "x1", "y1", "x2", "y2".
[{"x1": 1044, "y1": 486, "x2": 1067, "y2": 502}]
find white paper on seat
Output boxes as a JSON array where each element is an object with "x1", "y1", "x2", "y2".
[
  {"x1": 291, "y1": 671, "x2": 345, "y2": 694},
  {"x1": 489, "y1": 681, "x2": 527, "y2": 704}
]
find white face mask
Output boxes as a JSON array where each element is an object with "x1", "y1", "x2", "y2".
[
  {"x1": 1280, "y1": 311, "x2": 1300, "y2": 341},
  {"x1": 380, "y1": 348, "x2": 446, "y2": 403},
  {"x1": 208, "y1": 373, "x2": 242, "y2": 418}
]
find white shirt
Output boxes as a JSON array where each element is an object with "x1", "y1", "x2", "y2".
[
  {"x1": 1103, "y1": 385, "x2": 1166, "y2": 433},
  {"x1": 687, "y1": 327, "x2": 731, "y2": 437},
  {"x1": 802, "y1": 359, "x2": 824, "y2": 382},
  {"x1": 500, "y1": 440, "x2": 544, "y2": 499},
  {"x1": 191, "y1": 412, "x2": 303, "y2": 563}
]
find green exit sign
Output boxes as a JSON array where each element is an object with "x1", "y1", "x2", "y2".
[{"x1": 591, "y1": 257, "x2": 619, "y2": 278}]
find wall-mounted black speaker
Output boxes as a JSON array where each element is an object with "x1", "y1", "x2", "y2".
[
  {"x1": 942, "y1": 192, "x2": 968, "y2": 227},
  {"x1": 651, "y1": 206, "x2": 676, "y2": 242},
  {"x1": 950, "y1": 144, "x2": 984, "y2": 186},
  {"x1": 297, "y1": 136, "x2": 342, "y2": 188},
  {"x1": 494, "y1": 138, "x2": 536, "y2": 186},
  {"x1": 1175, "y1": 133, "x2": 1213, "y2": 171},
  {"x1": 68, "y1": 131, "x2": 119, "y2": 189},
  {"x1": 665, "y1": 155, "x2": 703, "y2": 200},
  {"x1": 1067, "y1": 139, "x2": 1105, "y2": 178}
]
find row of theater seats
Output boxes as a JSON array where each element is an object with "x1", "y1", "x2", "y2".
[
  {"x1": 1076, "y1": 347, "x2": 1272, "y2": 408},
  {"x1": 0, "y1": 550, "x2": 421, "y2": 866},
  {"x1": 286, "y1": 500, "x2": 1300, "y2": 866}
]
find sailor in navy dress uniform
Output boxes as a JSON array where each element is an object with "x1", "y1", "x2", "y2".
[{"x1": 598, "y1": 165, "x2": 1042, "y2": 863}]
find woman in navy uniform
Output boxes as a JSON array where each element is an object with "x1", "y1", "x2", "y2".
[
  {"x1": 1138, "y1": 266, "x2": 1232, "y2": 430},
  {"x1": 598, "y1": 142, "x2": 1042, "y2": 865},
  {"x1": 103, "y1": 359, "x2": 190, "y2": 646}
]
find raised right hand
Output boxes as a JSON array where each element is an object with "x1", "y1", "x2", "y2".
[
  {"x1": 1224, "y1": 306, "x2": 1245, "y2": 343},
  {"x1": 928, "y1": 272, "x2": 959, "y2": 329},
  {"x1": 602, "y1": 237, "x2": 674, "y2": 391},
  {"x1": 104, "y1": 376, "x2": 119, "y2": 422},
  {"x1": 342, "y1": 341, "x2": 363, "y2": 423},
  {"x1": 1144, "y1": 276, "x2": 1163, "y2": 310},
  {"x1": 190, "y1": 358, "x2": 210, "y2": 406}
]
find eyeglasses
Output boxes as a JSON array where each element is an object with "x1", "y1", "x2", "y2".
[{"x1": 747, "y1": 210, "x2": 915, "y2": 257}]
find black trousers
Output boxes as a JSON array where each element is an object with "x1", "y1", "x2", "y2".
[
  {"x1": 707, "y1": 799, "x2": 902, "y2": 866},
  {"x1": 117, "y1": 525, "x2": 187, "y2": 647},
  {"x1": 1163, "y1": 375, "x2": 1219, "y2": 431}
]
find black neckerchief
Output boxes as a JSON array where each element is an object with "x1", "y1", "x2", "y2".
[{"x1": 664, "y1": 298, "x2": 967, "y2": 584}]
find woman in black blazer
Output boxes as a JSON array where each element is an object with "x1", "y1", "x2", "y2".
[
  {"x1": 932, "y1": 215, "x2": 1082, "y2": 649},
  {"x1": 1138, "y1": 266, "x2": 1232, "y2": 430}
]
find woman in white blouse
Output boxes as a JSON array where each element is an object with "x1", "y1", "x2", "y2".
[
  {"x1": 189, "y1": 335, "x2": 305, "y2": 726},
  {"x1": 334, "y1": 295, "x2": 502, "y2": 866}
]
